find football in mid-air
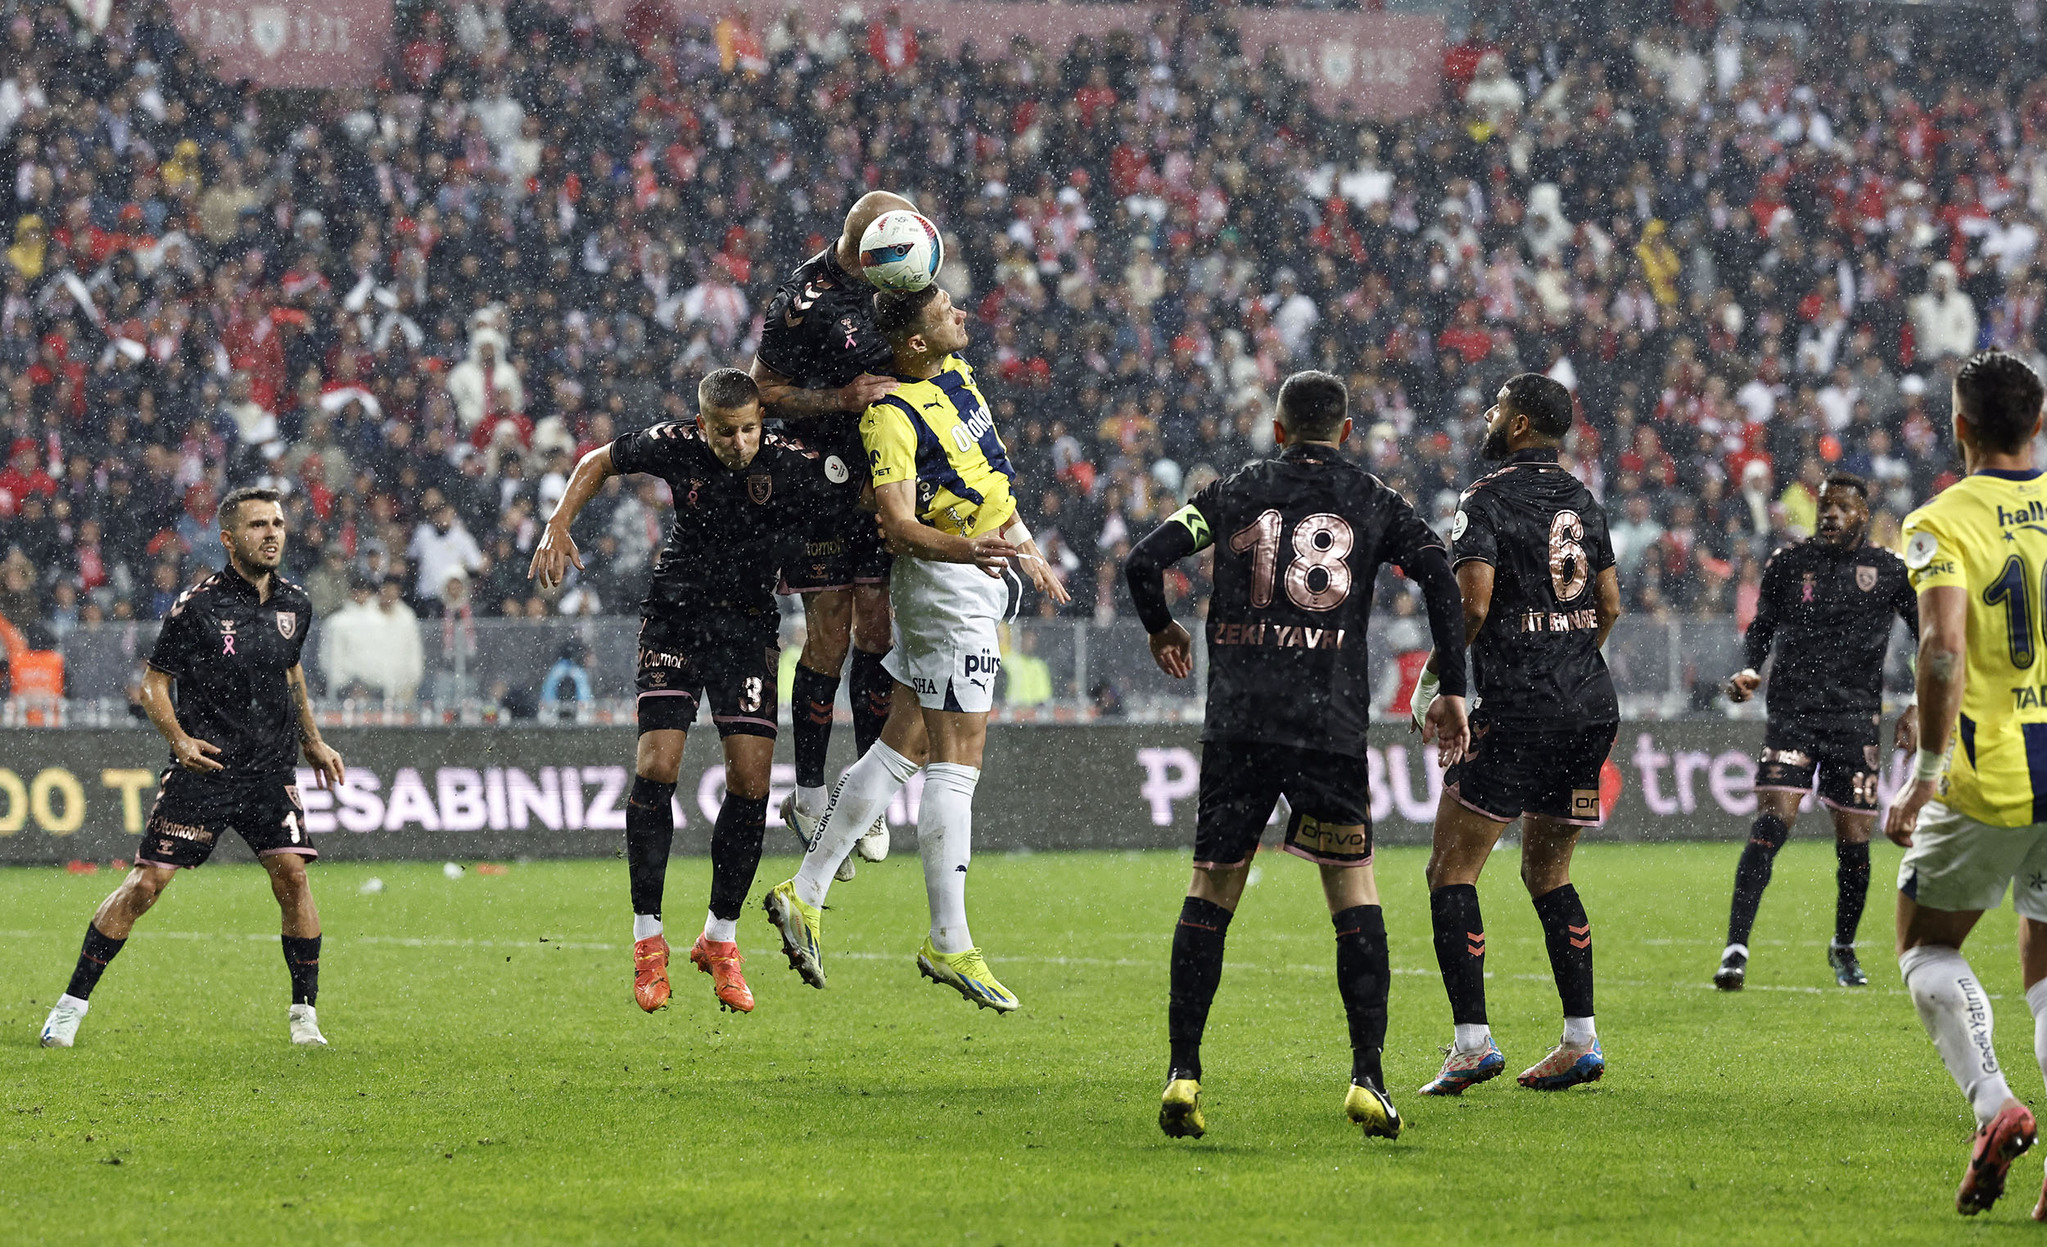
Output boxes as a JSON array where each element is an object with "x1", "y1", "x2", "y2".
[{"x1": 858, "y1": 209, "x2": 943, "y2": 292}]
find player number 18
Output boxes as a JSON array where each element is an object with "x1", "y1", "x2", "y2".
[{"x1": 1228, "y1": 509, "x2": 1353, "y2": 612}]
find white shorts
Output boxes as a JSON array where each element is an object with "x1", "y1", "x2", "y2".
[
  {"x1": 883, "y1": 555, "x2": 1021, "y2": 714},
  {"x1": 1899, "y1": 801, "x2": 2047, "y2": 921}
]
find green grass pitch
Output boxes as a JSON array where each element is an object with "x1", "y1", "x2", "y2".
[{"x1": 0, "y1": 841, "x2": 2032, "y2": 1244}]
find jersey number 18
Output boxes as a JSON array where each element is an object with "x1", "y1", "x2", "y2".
[{"x1": 1229, "y1": 510, "x2": 1354, "y2": 611}]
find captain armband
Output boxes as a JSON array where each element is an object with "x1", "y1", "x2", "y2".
[{"x1": 1167, "y1": 504, "x2": 1213, "y2": 552}]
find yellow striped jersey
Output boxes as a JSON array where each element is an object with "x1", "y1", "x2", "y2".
[
  {"x1": 1903, "y1": 468, "x2": 2047, "y2": 826},
  {"x1": 860, "y1": 354, "x2": 1018, "y2": 539}
]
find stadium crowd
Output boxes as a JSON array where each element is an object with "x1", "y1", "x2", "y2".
[{"x1": 0, "y1": 0, "x2": 2035, "y2": 696}]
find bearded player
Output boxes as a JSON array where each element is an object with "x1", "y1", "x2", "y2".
[
  {"x1": 1714, "y1": 473, "x2": 1918, "y2": 991},
  {"x1": 1410, "y1": 374, "x2": 1623, "y2": 1096},
  {"x1": 41, "y1": 487, "x2": 345, "y2": 1049}
]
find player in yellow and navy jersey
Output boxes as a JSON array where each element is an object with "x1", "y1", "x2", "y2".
[
  {"x1": 765, "y1": 284, "x2": 1067, "y2": 1015},
  {"x1": 859, "y1": 349, "x2": 1017, "y2": 541},
  {"x1": 1886, "y1": 351, "x2": 2047, "y2": 1217}
]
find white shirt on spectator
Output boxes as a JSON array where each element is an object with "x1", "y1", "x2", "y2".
[
  {"x1": 1737, "y1": 377, "x2": 1783, "y2": 424},
  {"x1": 1913, "y1": 267, "x2": 1980, "y2": 359},
  {"x1": 408, "y1": 519, "x2": 486, "y2": 601},
  {"x1": 321, "y1": 596, "x2": 425, "y2": 702}
]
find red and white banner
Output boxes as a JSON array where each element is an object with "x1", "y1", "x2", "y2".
[
  {"x1": 592, "y1": 0, "x2": 1441, "y2": 117},
  {"x1": 168, "y1": 1, "x2": 395, "y2": 89}
]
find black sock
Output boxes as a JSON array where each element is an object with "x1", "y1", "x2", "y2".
[
  {"x1": 791, "y1": 664, "x2": 841, "y2": 790},
  {"x1": 1728, "y1": 812, "x2": 1789, "y2": 947},
  {"x1": 65, "y1": 923, "x2": 126, "y2": 1000},
  {"x1": 1834, "y1": 839, "x2": 1871, "y2": 947},
  {"x1": 708, "y1": 793, "x2": 769, "y2": 923},
  {"x1": 1332, "y1": 904, "x2": 1388, "y2": 1088},
  {"x1": 1168, "y1": 896, "x2": 1233, "y2": 1081},
  {"x1": 1429, "y1": 884, "x2": 1488, "y2": 1026},
  {"x1": 282, "y1": 934, "x2": 321, "y2": 1006},
  {"x1": 849, "y1": 649, "x2": 893, "y2": 756},
  {"x1": 626, "y1": 775, "x2": 677, "y2": 919},
  {"x1": 1532, "y1": 883, "x2": 1594, "y2": 1019}
]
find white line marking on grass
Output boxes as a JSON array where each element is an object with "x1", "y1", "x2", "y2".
[{"x1": 0, "y1": 930, "x2": 1931, "y2": 997}]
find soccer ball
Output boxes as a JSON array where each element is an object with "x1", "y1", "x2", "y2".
[{"x1": 858, "y1": 210, "x2": 943, "y2": 292}]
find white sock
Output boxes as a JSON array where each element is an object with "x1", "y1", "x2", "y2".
[
  {"x1": 794, "y1": 741, "x2": 918, "y2": 908},
  {"x1": 703, "y1": 911, "x2": 736, "y2": 943},
  {"x1": 796, "y1": 784, "x2": 828, "y2": 819},
  {"x1": 920, "y1": 762, "x2": 979, "y2": 954},
  {"x1": 1901, "y1": 944, "x2": 2012, "y2": 1126},
  {"x1": 2026, "y1": 978, "x2": 2047, "y2": 1087},
  {"x1": 56, "y1": 992, "x2": 89, "y2": 1011},
  {"x1": 1563, "y1": 1015, "x2": 1597, "y2": 1046},
  {"x1": 632, "y1": 914, "x2": 662, "y2": 941},
  {"x1": 1453, "y1": 1022, "x2": 1491, "y2": 1054}
]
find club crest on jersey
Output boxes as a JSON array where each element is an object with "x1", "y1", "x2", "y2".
[
  {"x1": 1856, "y1": 565, "x2": 1877, "y2": 592},
  {"x1": 748, "y1": 475, "x2": 772, "y2": 505},
  {"x1": 276, "y1": 611, "x2": 296, "y2": 638}
]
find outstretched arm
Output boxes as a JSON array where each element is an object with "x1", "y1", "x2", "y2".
[
  {"x1": 530, "y1": 444, "x2": 615, "y2": 590},
  {"x1": 750, "y1": 358, "x2": 898, "y2": 418}
]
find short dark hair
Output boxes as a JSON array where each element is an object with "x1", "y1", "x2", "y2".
[
  {"x1": 1501, "y1": 373, "x2": 1574, "y2": 438},
  {"x1": 697, "y1": 367, "x2": 759, "y2": 412},
  {"x1": 874, "y1": 285, "x2": 941, "y2": 342},
  {"x1": 1821, "y1": 471, "x2": 1869, "y2": 501},
  {"x1": 219, "y1": 485, "x2": 282, "y2": 527},
  {"x1": 1275, "y1": 370, "x2": 1348, "y2": 440},
  {"x1": 1955, "y1": 350, "x2": 2045, "y2": 454}
]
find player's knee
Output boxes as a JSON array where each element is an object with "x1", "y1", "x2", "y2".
[
  {"x1": 850, "y1": 597, "x2": 891, "y2": 653},
  {"x1": 124, "y1": 866, "x2": 172, "y2": 908},
  {"x1": 634, "y1": 733, "x2": 686, "y2": 784},
  {"x1": 723, "y1": 765, "x2": 771, "y2": 802},
  {"x1": 1751, "y1": 812, "x2": 1790, "y2": 853}
]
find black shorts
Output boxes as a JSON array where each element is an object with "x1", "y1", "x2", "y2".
[
  {"x1": 636, "y1": 616, "x2": 778, "y2": 738},
  {"x1": 138, "y1": 770, "x2": 312, "y2": 869},
  {"x1": 1757, "y1": 714, "x2": 1884, "y2": 813},
  {"x1": 778, "y1": 487, "x2": 891, "y2": 594},
  {"x1": 1446, "y1": 719, "x2": 1616, "y2": 826},
  {"x1": 1195, "y1": 741, "x2": 1372, "y2": 869}
]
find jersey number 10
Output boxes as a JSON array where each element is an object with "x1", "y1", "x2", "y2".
[
  {"x1": 1985, "y1": 553, "x2": 2047, "y2": 668},
  {"x1": 1229, "y1": 510, "x2": 1354, "y2": 611}
]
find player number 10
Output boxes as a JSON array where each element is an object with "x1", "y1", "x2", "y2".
[
  {"x1": 1984, "y1": 553, "x2": 2045, "y2": 669},
  {"x1": 1228, "y1": 509, "x2": 1353, "y2": 611}
]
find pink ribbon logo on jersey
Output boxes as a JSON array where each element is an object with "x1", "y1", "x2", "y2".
[{"x1": 221, "y1": 620, "x2": 237, "y2": 656}]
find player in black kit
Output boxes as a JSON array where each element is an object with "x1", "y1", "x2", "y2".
[
  {"x1": 39, "y1": 487, "x2": 347, "y2": 1050},
  {"x1": 1408, "y1": 374, "x2": 1623, "y2": 1097},
  {"x1": 753, "y1": 191, "x2": 926, "y2": 873},
  {"x1": 531, "y1": 369, "x2": 823, "y2": 1015},
  {"x1": 1125, "y1": 370, "x2": 1472, "y2": 1142},
  {"x1": 1714, "y1": 473, "x2": 1918, "y2": 991}
]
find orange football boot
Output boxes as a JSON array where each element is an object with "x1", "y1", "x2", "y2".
[
  {"x1": 690, "y1": 935, "x2": 755, "y2": 1013},
  {"x1": 633, "y1": 934, "x2": 672, "y2": 1012}
]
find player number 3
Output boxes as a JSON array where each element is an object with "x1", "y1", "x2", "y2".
[{"x1": 1229, "y1": 509, "x2": 1353, "y2": 611}]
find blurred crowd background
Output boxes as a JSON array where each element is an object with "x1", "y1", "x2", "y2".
[{"x1": 0, "y1": 0, "x2": 2017, "y2": 714}]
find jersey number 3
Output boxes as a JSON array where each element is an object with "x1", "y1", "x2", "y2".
[{"x1": 1229, "y1": 510, "x2": 1353, "y2": 611}]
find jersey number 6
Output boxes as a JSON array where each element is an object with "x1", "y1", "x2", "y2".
[
  {"x1": 1550, "y1": 510, "x2": 1589, "y2": 602},
  {"x1": 1229, "y1": 509, "x2": 1354, "y2": 611}
]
